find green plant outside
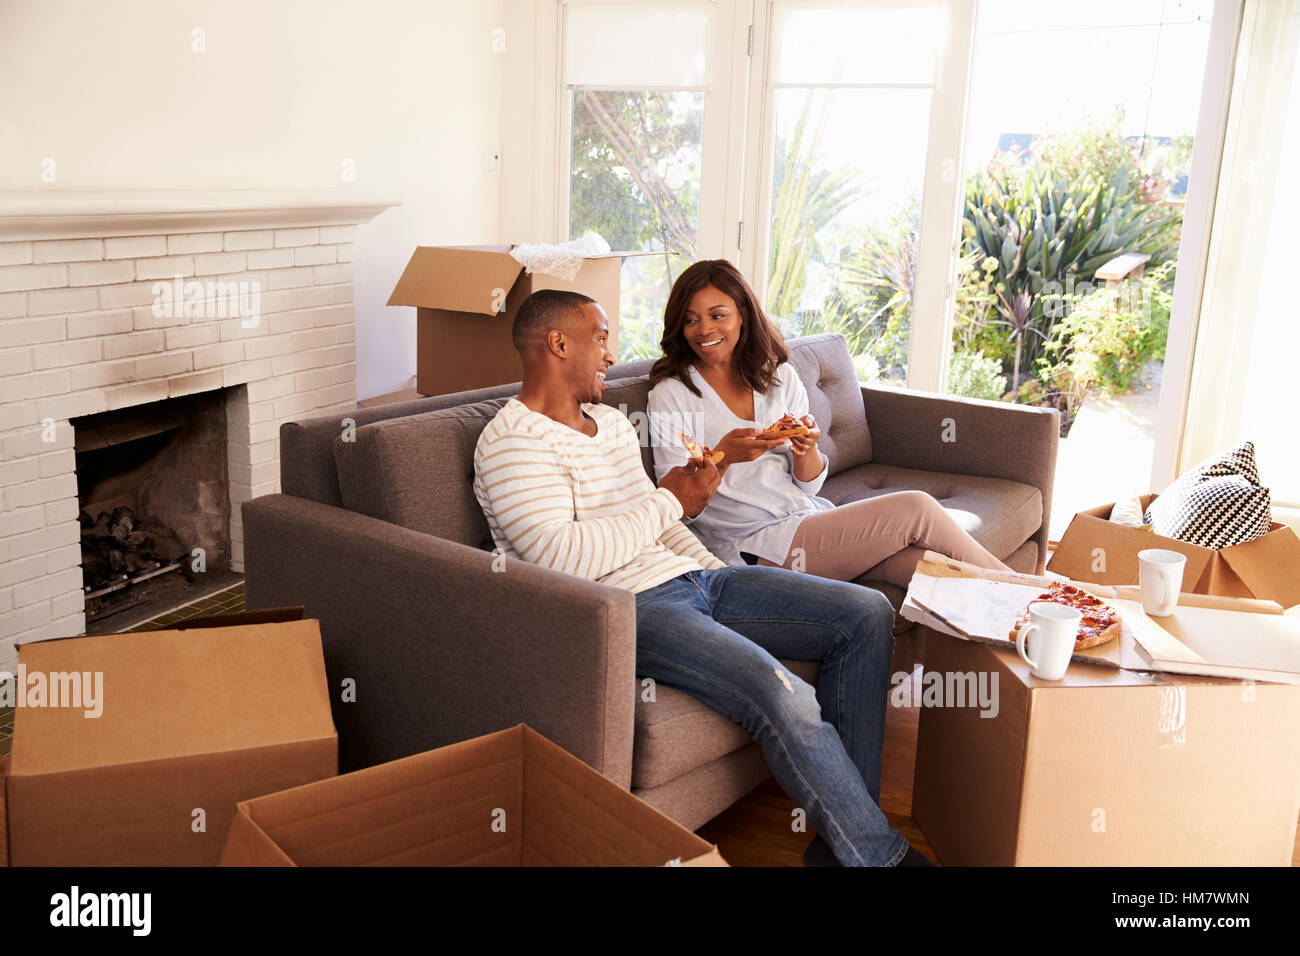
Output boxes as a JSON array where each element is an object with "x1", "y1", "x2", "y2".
[
  {"x1": 566, "y1": 92, "x2": 1186, "y2": 414},
  {"x1": 1033, "y1": 261, "x2": 1175, "y2": 426}
]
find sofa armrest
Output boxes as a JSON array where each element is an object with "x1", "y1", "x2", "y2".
[
  {"x1": 862, "y1": 385, "x2": 1060, "y2": 569},
  {"x1": 241, "y1": 494, "x2": 638, "y2": 789}
]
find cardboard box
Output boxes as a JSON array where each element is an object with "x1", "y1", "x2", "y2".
[
  {"x1": 1049, "y1": 493, "x2": 1300, "y2": 610},
  {"x1": 911, "y1": 626, "x2": 1300, "y2": 865},
  {"x1": 5, "y1": 620, "x2": 337, "y2": 866},
  {"x1": 357, "y1": 387, "x2": 423, "y2": 409},
  {"x1": 387, "y1": 244, "x2": 659, "y2": 396},
  {"x1": 220, "y1": 723, "x2": 727, "y2": 866}
]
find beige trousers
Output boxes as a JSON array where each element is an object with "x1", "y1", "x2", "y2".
[{"x1": 759, "y1": 490, "x2": 1010, "y2": 587}]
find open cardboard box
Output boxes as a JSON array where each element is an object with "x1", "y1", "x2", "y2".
[
  {"x1": 902, "y1": 553, "x2": 1300, "y2": 864},
  {"x1": 221, "y1": 723, "x2": 727, "y2": 866},
  {"x1": 1048, "y1": 493, "x2": 1300, "y2": 610},
  {"x1": 911, "y1": 627, "x2": 1300, "y2": 866},
  {"x1": 5, "y1": 619, "x2": 337, "y2": 866},
  {"x1": 388, "y1": 244, "x2": 663, "y2": 396}
]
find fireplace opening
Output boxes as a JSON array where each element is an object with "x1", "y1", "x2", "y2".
[{"x1": 72, "y1": 389, "x2": 238, "y2": 631}]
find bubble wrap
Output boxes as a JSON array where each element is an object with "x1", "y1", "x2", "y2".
[{"x1": 509, "y1": 233, "x2": 612, "y2": 282}]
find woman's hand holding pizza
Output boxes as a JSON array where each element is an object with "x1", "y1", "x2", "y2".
[
  {"x1": 787, "y1": 415, "x2": 820, "y2": 460},
  {"x1": 714, "y1": 428, "x2": 787, "y2": 472},
  {"x1": 788, "y1": 415, "x2": 823, "y2": 482}
]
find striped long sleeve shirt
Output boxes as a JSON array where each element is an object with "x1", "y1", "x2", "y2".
[{"x1": 473, "y1": 398, "x2": 726, "y2": 593}]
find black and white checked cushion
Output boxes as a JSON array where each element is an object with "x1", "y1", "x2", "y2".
[
  {"x1": 1193, "y1": 440, "x2": 1262, "y2": 485},
  {"x1": 1145, "y1": 442, "x2": 1272, "y2": 549}
]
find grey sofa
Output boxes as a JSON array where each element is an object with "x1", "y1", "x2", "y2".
[{"x1": 242, "y1": 333, "x2": 1058, "y2": 831}]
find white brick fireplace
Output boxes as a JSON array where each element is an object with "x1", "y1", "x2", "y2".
[{"x1": 0, "y1": 190, "x2": 398, "y2": 670}]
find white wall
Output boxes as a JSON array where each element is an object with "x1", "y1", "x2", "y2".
[
  {"x1": 0, "y1": 0, "x2": 506, "y2": 399},
  {"x1": 500, "y1": 0, "x2": 559, "y2": 243}
]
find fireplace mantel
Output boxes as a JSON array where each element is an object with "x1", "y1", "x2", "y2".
[{"x1": 0, "y1": 189, "x2": 401, "y2": 241}]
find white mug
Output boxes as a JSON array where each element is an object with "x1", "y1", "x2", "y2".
[
  {"x1": 1138, "y1": 548, "x2": 1186, "y2": 617},
  {"x1": 1015, "y1": 602, "x2": 1081, "y2": 680}
]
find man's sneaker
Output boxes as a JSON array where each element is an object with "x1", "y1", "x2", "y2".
[
  {"x1": 897, "y1": 845, "x2": 937, "y2": 867},
  {"x1": 802, "y1": 834, "x2": 840, "y2": 867}
]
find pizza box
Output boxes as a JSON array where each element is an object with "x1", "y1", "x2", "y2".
[
  {"x1": 387, "y1": 244, "x2": 663, "y2": 396},
  {"x1": 5, "y1": 619, "x2": 337, "y2": 866},
  {"x1": 220, "y1": 723, "x2": 727, "y2": 867},
  {"x1": 903, "y1": 553, "x2": 1300, "y2": 684},
  {"x1": 1047, "y1": 493, "x2": 1300, "y2": 610},
  {"x1": 910, "y1": 627, "x2": 1300, "y2": 866}
]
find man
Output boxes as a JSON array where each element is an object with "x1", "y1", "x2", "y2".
[{"x1": 473, "y1": 289, "x2": 931, "y2": 867}]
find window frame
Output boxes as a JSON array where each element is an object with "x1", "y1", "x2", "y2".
[{"x1": 553, "y1": 0, "x2": 749, "y2": 261}]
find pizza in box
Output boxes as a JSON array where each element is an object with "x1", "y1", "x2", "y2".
[{"x1": 1009, "y1": 582, "x2": 1122, "y2": 650}]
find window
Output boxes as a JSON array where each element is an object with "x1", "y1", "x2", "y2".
[
  {"x1": 757, "y1": 2, "x2": 944, "y2": 387},
  {"x1": 569, "y1": 88, "x2": 703, "y2": 358},
  {"x1": 562, "y1": 1, "x2": 738, "y2": 361}
]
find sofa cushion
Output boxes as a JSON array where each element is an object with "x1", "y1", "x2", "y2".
[
  {"x1": 283, "y1": 381, "x2": 526, "y2": 507},
  {"x1": 333, "y1": 399, "x2": 508, "y2": 547},
  {"x1": 1144, "y1": 441, "x2": 1272, "y2": 549},
  {"x1": 1003, "y1": 539, "x2": 1040, "y2": 576},
  {"x1": 783, "y1": 334, "x2": 872, "y2": 476},
  {"x1": 597, "y1": 374, "x2": 654, "y2": 478},
  {"x1": 332, "y1": 380, "x2": 655, "y2": 545},
  {"x1": 821, "y1": 463, "x2": 1043, "y2": 562},
  {"x1": 631, "y1": 659, "x2": 820, "y2": 790}
]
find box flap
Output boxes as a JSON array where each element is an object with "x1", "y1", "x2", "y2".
[
  {"x1": 9, "y1": 737, "x2": 335, "y2": 866},
  {"x1": 1048, "y1": 503, "x2": 1213, "y2": 587},
  {"x1": 217, "y1": 724, "x2": 721, "y2": 866},
  {"x1": 223, "y1": 724, "x2": 526, "y2": 866},
  {"x1": 220, "y1": 804, "x2": 297, "y2": 866},
  {"x1": 519, "y1": 724, "x2": 716, "y2": 865},
  {"x1": 9, "y1": 620, "x2": 334, "y2": 776},
  {"x1": 386, "y1": 246, "x2": 523, "y2": 314},
  {"x1": 1220, "y1": 524, "x2": 1300, "y2": 610},
  {"x1": 677, "y1": 847, "x2": 729, "y2": 866}
]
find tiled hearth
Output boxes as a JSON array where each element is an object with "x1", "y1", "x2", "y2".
[{"x1": 0, "y1": 190, "x2": 397, "y2": 670}]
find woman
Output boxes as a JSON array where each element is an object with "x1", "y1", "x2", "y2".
[{"x1": 646, "y1": 259, "x2": 1010, "y2": 589}]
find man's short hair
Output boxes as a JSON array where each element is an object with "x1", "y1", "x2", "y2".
[{"x1": 512, "y1": 289, "x2": 596, "y2": 351}]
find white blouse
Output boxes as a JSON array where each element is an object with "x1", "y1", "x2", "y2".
[{"x1": 647, "y1": 363, "x2": 835, "y2": 566}]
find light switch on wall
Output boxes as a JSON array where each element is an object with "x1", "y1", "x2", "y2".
[{"x1": 484, "y1": 148, "x2": 501, "y2": 176}]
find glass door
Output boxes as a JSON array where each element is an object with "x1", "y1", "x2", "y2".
[
  {"x1": 561, "y1": 0, "x2": 746, "y2": 361},
  {"x1": 742, "y1": 0, "x2": 956, "y2": 388},
  {"x1": 949, "y1": 0, "x2": 1216, "y2": 538}
]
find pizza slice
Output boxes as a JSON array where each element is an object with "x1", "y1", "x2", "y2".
[
  {"x1": 1008, "y1": 581, "x2": 1121, "y2": 650},
  {"x1": 757, "y1": 412, "x2": 809, "y2": 440},
  {"x1": 680, "y1": 431, "x2": 725, "y2": 466}
]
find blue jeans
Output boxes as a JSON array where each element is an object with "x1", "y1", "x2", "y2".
[{"x1": 634, "y1": 565, "x2": 908, "y2": 867}]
